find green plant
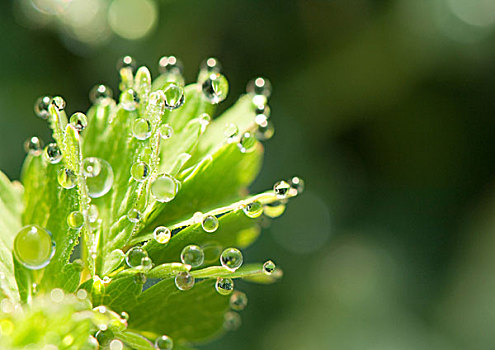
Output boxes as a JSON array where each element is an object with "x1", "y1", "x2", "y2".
[{"x1": 0, "y1": 56, "x2": 303, "y2": 349}]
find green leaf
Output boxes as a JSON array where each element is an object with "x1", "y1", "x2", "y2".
[{"x1": 115, "y1": 330, "x2": 155, "y2": 350}]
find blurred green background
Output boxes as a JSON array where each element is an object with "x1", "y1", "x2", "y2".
[{"x1": 1, "y1": 0, "x2": 495, "y2": 349}]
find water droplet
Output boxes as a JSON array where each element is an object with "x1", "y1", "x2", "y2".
[
  {"x1": 85, "y1": 335, "x2": 99, "y2": 350},
  {"x1": 198, "y1": 113, "x2": 211, "y2": 132},
  {"x1": 130, "y1": 161, "x2": 150, "y2": 182},
  {"x1": 255, "y1": 104, "x2": 271, "y2": 118},
  {"x1": 127, "y1": 208, "x2": 141, "y2": 223},
  {"x1": 95, "y1": 329, "x2": 114, "y2": 347},
  {"x1": 155, "y1": 335, "x2": 174, "y2": 350},
  {"x1": 89, "y1": 84, "x2": 113, "y2": 104},
  {"x1": 224, "y1": 123, "x2": 239, "y2": 142},
  {"x1": 70, "y1": 112, "x2": 88, "y2": 132},
  {"x1": 224, "y1": 311, "x2": 241, "y2": 331},
  {"x1": 202, "y1": 73, "x2": 229, "y2": 104},
  {"x1": 202, "y1": 215, "x2": 219, "y2": 233},
  {"x1": 180, "y1": 245, "x2": 204, "y2": 268},
  {"x1": 34, "y1": 96, "x2": 52, "y2": 119},
  {"x1": 243, "y1": 201, "x2": 263, "y2": 218},
  {"x1": 24, "y1": 136, "x2": 43, "y2": 155},
  {"x1": 52, "y1": 96, "x2": 66, "y2": 111},
  {"x1": 125, "y1": 246, "x2": 149, "y2": 268},
  {"x1": 159, "y1": 124, "x2": 174, "y2": 139},
  {"x1": 254, "y1": 113, "x2": 268, "y2": 127},
  {"x1": 13, "y1": 225, "x2": 55, "y2": 270},
  {"x1": 263, "y1": 200, "x2": 286, "y2": 218},
  {"x1": 158, "y1": 55, "x2": 183, "y2": 75},
  {"x1": 83, "y1": 157, "x2": 114, "y2": 198},
  {"x1": 88, "y1": 204, "x2": 99, "y2": 223},
  {"x1": 256, "y1": 120, "x2": 275, "y2": 141},
  {"x1": 220, "y1": 248, "x2": 243, "y2": 272},
  {"x1": 175, "y1": 271, "x2": 195, "y2": 291},
  {"x1": 117, "y1": 55, "x2": 137, "y2": 73},
  {"x1": 50, "y1": 288, "x2": 64, "y2": 303},
  {"x1": 132, "y1": 118, "x2": 152, "y2": 140},
  {"x1": 109, "y1": 339, "x2": 123, "y2": 350},
  {"x1": 77, "y1": 289, "x2": 88, "y2": 300},
  {"x1": 238, "y1": 132, "x2": 257, "y2": 153},
  {"x1": 58, "y1": 168, "x2": 77, "y2": 189},
  {"x1": 289, "y1": 176, "x2": 305, "y2": 194},
  {"x1": 215, "y1": 277, "x2": 234, "y2": 296},
  {"x1": 263, "y1": 260, "x2": 276, "y2": 275},
  {"x1": 67, "y1": 211, "x2": 84, "y2": 229},
  {"x1": 274, "y1": 180, "x2": 290, "y2": 198},
  {"x1": 150, "y1": 174, "x2": 179, "y2": 202},
  {"x1": 120, "y1": 89, "x2": 139, "y2": 111},
  {"x1": 134, "y1": 272, "x2": 147, "y2": 284},
  {"x1": 230, "y1": 291, "x2": 248, "y2": 311},
  {"x1": 153, "y1": 226, "x2": 171, "y2": 244},
  {"x1": 120, "y1": 311, "x2": 129, "y2": 321},
  {"x1": 198, "y1": 57, "x2": 222, "y2": 82},
  {"x1": 44, "y1": 143, "x2": 62, "y2": 164},
  {"x1": 247, "y1": 77, "x2": 272, "y2": 98},
  {"x1": 163, "y1": 83, "x2": 185, "y2": 110}
]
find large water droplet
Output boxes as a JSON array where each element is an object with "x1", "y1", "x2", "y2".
[
  {"x1": 126, "y1": 208, "x2": 142, "y2": 223},
  {"x1": 163, "y1": 83, "x2": 185, "y2": 110},
  {"x1": 202, "y1": 215, "x2": 219, "y2": 233},
  {"x1": 89, "y1": 84, "x2": 113, "y2": 104},
  {"x1": 67, "y1": 211, "x2": 84, "y2": 229},
  {"x1": 289, "y1": 176, "x2": 305, "y2": 195},
  {"x1": 70, "y1": 112, "x2": 88, "y2": 132},
  {"x1": 175, "y1": 271, "x2": 194, "y2": 291},
  {"x1": 263, "y1": 260, "x2": 276, "y2": 275},
  {"x1": 273, "y1": 180, "x2": 290, "y2": 198},
  {"x1": 247, "y1": 77, "x2": 272, "y2": 98},
  {"x1": 130, "y1": 161, "x2": 150, "y2": 182},
  {"x1": 238, "y1": 132, "x2": 257, "y2": 153},
  {"x1": 44, "y1": 143, "x2": 62, "y2": 164},
  {"x1": 263, "y1": 200, "x2": 286, "y2": 218},
  {"x1": 83, "y1": 157, "x2": 114, "y2": 198},
  {"x1": 52, "y1": 96, "x2": 66, "y2": 111},
  {"x1": 24, "y1": 136, "x2": 43, "y2": 156},
  {"x1": 180, "y1": 245, "x2": 204, "y2": 268},
  {"x1": 155, "y1": 335, "x2": 174, "y2": 350},
  {"x1": 34, "y1": 96, "x2": 51, "y2": 119},
  {"x1": 159, "y1": 124, "x2": 174, "y2": 139},
  {"x1": 202, "y1": 73, "x2": 229, "y2": 104},
  {"x1": 153, "y1": 226, "x2": 171, "y2": 244},
  {"x1": 132, "y1": 118, "x2": 151, "y2": 140},
  {"x1": 125, "y1": 246, "x2": 150, "y2": 269},
  {"x1": 224, "y1": 311, "x2": 241, "y2": 331},
  {"x1": 230, "y1": 291, "x2": 248, "y2": 311},
  {"x1": 117, "y1": 55, "x2": 137, "y2": 73},
  {"x1": 243, "y1": 201, "x2": 263, "y2": 218},
  {"x1": 120, "y1": 89, "x2": 139, "y2": 111},
  {"x1": 13, "y1": 225, "x2": 55, "y2": 270},
  {"x1": 95, "y1": 329, "x2": 114, "y2": 347},
  {"x1": 215, "y1": 277, "x2": 234, "y2": 296},
  {"x1": 58, "y1": 168, "x2": 77, "y2": 189},
  {"x1": 150, "y1": 174, "x2": 179, "y2": 203},
  {"x1": 220, "y1": 248, "x2": 243, "y2": 272}
]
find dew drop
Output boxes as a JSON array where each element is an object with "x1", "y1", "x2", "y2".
[
  {"x1": 158, "y1": 55, "x2": 183, "y2": 75},
  {"x1": 224, "y1": 123, "x2": 239, "y2": 142},
  {"x1": 85, "y1": 336, "x2": 99, "y2": 350},
  {"x1": 67, "y1": 211, "x2": 84, "y2": 229},
  {"x1": 289, "y1": 176, "x2": 305, "y2": 195},
  {"x1": 117, "y1": 55, "x2": 137, "y2": 73},
  {"x1": 215, "y1": 277, "x2": 234, "y2": 296},
  {"x1": 125, "y1": 246, "x2": 149, "y2": 268},
  {"x1": 132, "y1": 118, "x2": 152, "y2": 140},
  {"x1": 24, "y1": 136, "x2": 43, "y2": 155},
  {"x1": 150, "y1": 174, "x2": 179, "y2": 203},
  {"x1": 254, "y1": 113, "x2": 268, "y2": 127},
  {"x1": 263, "y1": 260, "x2": 276, "y2": 275},
  {"x1": 238, "y1": 132, "x2": 257, "y2": 153},
  {"x1": 198, "y1": 57, "x2": 222, "y2": 82},
  {"x1": 247, "y1": 77, "x2": 272, "y2": 98},
  {"x1": 255, "y1": 104, "x2": 271, "y2": 118},
  {"x1": 175, "y1": 271, "x2": 195, "y2": 291},
  {"x1": 220, "y1": 248, "x2": 243, "y2": 272},
  {"x1": 224, "y1": 311, "x2": 241, "y2": 331},
  {"x1": 242, "y1": 201, "x2": 263, "y2": 218},
  {"x1": 70, "y1": 112, "x2": 88, "y2": 132},
  {"x1": 83, "y1": 157, "x2": 114, "y2": 198},
  {"x1": 120, "y1": 89, "x2": 139, "y2": 111},
  {"x1": 230, "y1": 291, "x2": 248, "y2": 311},
  {"x1": 155, "y1": 335, "x2": 174, "y2": 350},
  {"x1": 134, "y1": 272, "x2": 147, "y2": 284},
  {"x1": 95, "y1": 328, "x2": 114, "y2": 347},
  {"x1": 126, "y1": 208, "x2": 141, "y2": 223},
  {"x1": 44, "y1": 143, "x2": 62, "y2": 164},
  {"x1": 263, "y1": 200, "x2": 286, "y2": 218},
  {"x1": 274, "y1": 180, "x2": 291, "y2": 198},
  {"x1": 180, "y1": 245, "x2": 204, "y2": 268},
  {"x1": 58, "y1": 168, "x2": 77, "y2": 189},
  {"x1": 34, "y1": 96, "x2": 52, "y2": 119},
  {"x1": 52, "y1": 96, "x2": 66, "y2": 111},
  {"x1": 89, "y1": 84, "x2": 113, "y2": 104},
  {"x1": 202, "y1": 73, "x2": 229, "y2": 104},
  {"x1": 159, "y1": 124, "x2": 174, "y2": 139},
  {"x1": 88, "y1": 204, "x2": 99, "y2": 223},
  {"x1": 13, "y1": 225, "x2": 55, "y2": 270},
  {"x1": 201, "y1": 215, "x2": 219, "y2": 233},
  {"x1": 256, "y1": 120, "x2": 275, "y2": 141},
  {"x1": 120, "y1": 311, "x2": 129, "y2": 321},
  {"x1": 163, "y1": 83, "x2": 185, "y2": 110},
  {"x1": 130, "y1": 161, "x2": 150, "y2": 182},
  {"x1": 153, "y1": 226, "x2": 171, "y2": 244}
]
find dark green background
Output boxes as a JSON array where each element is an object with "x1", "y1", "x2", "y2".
[{"x1": 1, "y1": 0, "x2": 495, "y2": 349}]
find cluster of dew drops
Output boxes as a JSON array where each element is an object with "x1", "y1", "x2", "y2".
[{"x1": 14, "y1": 55, "x2": 304, "y2": 347}]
